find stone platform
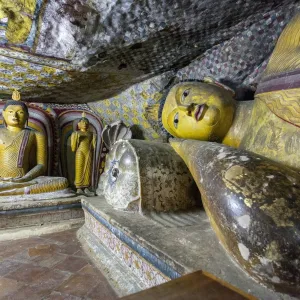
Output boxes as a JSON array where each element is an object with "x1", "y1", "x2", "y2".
[
  {"x1": 78, "y1": 197, "x2": 297, "y2": 300},
  {"x1": 0, "y1": 197, "x2": 84, "y2": 241}
]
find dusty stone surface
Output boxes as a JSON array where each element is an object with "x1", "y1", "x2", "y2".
[
  {"x1": 0, "y1": 196, "x2": 82, "y2": 211},
  {"x1": 0, "y1": 190, "x2": 76, "y2": 204},
  {"x1": 0, "y1": 196, "x2": 84, "y2": 231},
  {"x1": 80, "y1": 197, "x2": 298, "y2": 300}
]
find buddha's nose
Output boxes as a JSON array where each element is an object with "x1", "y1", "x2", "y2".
[
  {"x1": 186, "y1": 104, "x2": 196, "y2": 116},
  {"x1": 178, "y1": 104, "x2": 194, "y2": 116}
]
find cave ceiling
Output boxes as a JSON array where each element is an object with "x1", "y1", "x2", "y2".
[{"x1": 0, "y1": 0, "x2": 298, "y2": 104}]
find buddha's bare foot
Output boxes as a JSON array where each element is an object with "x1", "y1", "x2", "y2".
[
  {"x1": 84, "y1": 188, "x2": 95, "y2": 197},
  {"x1": 76, "y1": 189, "x2": 84, "y2": 195}
]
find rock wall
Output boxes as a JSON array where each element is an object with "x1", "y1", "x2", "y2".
[
  {"x1": 88, "y1": 3, "x2": 299, "y2": 140},
  {"x1": 0, "y1": 0, "x2": 298, "y2": 104}
]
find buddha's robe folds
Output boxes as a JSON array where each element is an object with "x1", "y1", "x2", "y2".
[
  {"x1": 241, "y1": 13, "x2": 300, "y2": 170},
  {"x1": 0, "y1": 128, "x2": 69, "y2": 197},
  {"x1": 71, "y1": 131, "x2": 95, "y2": 189}
]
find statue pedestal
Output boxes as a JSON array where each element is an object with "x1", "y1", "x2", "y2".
[
  {"x1": 77, "y1": 197, "x2": 295, "y2": 299},
  {"x1": 0, "y1": 196, "x2": 84, "y2": 241}
]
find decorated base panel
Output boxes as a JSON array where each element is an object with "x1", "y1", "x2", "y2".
[
  {"x1": 0, "y1": 197, "x2": 84, "y2": 230},
  {"x1": 82, "y1": 205, "x2": 177, "y2": 289},
  {"x1": 85, "y1": 213, "x2": 169, "y2": 288}
]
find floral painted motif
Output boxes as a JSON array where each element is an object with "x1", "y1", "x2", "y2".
[{"x1": 85, "y1": 211, "x2": 170, "y2": 288}]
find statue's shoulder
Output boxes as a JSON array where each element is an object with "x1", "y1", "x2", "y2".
[{"x1": 24, "y1": 128, "x2": 46, "y2": 139}]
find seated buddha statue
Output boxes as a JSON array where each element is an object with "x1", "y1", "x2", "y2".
[
  {"x1": 0, "y1": 90, "x2": 71, "y2": 199},
  {"x1": 160, "y1": 14, "x2": 300, "y2": 296}
]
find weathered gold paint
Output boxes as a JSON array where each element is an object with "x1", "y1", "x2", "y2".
[
  {"x1": 170, "y1": 138, "x2": 300, "y2": 294},
  {"x1": 0, "y1": 0, "x2": 36, "y2": 44},
  {"x1": 265, "y1": 241, "x2": 282, "y2": 261},
  {"x1": 260, "y1": 198, "x2": 297, "y2": 227},
  {"x1": 240, "y1": 98, "x2": 300, "y2": 170}
]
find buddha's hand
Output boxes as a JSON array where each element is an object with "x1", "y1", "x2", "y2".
[
  {"x1": 0, "y1": 177, "x2": 17, "y2": 182},
  {"x1": 0, "y1": 176, "x2": 23, "y2": 183},
  {"x1": 8, "y1": 176, "x2": 29, "y2": 183}
]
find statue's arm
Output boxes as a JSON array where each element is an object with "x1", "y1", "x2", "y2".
[
  {"x1": 92, "y1": 133, "x2": 96, "y2": 148},
  {"x1": 14, "y1": 132, "x2": 47, "y2": 182},
  {"x1": 71, "y1": 132, "x2": 78, "y2": 152}
]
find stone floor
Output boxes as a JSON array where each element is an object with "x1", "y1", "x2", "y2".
[{"x1": 0, "y1": 228, "x2": 118, "y2": 299}]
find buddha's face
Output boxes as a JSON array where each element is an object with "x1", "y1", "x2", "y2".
[
  {"x1": 162, "y1": 82, "x2": 236, "y2": 141},
  {"x1": 3, "y1": 105, "x2": 28, "y2": 128},
  {"x1": 78, "y1": 119, "x2": 89, "y2": 132}
]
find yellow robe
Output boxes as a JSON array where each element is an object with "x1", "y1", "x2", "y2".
[{"x1": 71, "y1": 131, "x2": 95, "y2": 189}]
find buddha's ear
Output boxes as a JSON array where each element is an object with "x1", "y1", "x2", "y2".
[
  {"x1": 2, "y1": 109, "x2": 7, "y2": 120},
  {"x1": 2, "y1": 110, "x2": 6, "y2": 127}
]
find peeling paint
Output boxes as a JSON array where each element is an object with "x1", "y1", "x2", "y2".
[
  {"x1": 240, "y1": 156, "x2": 250, "y2": 161},
  {"x1": 265, "y1": 241, "x2": 282, "y2": 261},
  {"x1": 217, "y1": 152, "x2": 227, "y2": 159},
  {"x1": 259, "y1": 256, "x2": 272, "y2": 265},
  {"x1": 238, "y1": 243, "x2": 250, "y2": 260},
  {"x1": 260, "y1": 198, "x2": 296, "y2": 227},
  {"x1": 237, "y1": 215, "x2": 250, "y2": 229}
]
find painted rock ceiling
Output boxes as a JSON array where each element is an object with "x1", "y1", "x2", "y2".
[{"x1": 0, "y1": 0, "x2": 298, "y2": 104}]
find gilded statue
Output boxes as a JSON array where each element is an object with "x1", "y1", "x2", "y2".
[
  {"x1": 0, "y1": 0, "x2": 36, "y2": 44},
  {"x1": 159, "y1": 14, "x2": 300, "y2": 295},
  {"x1": 0, "y1": 90, "x2": 70, "y2": 198},
  {"x1": 71, "y1": 113, "x2": 96, "y2": 195}
]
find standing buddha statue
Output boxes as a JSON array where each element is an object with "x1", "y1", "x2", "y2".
[{"x1": 71, "y1": 112, "x2": 96, "y2": 195}]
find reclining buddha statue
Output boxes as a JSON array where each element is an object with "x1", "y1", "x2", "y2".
[
  {"x1": 0, "y1": 90, "x2": 71, "y2": 199},
  {"x1": 160, "y1": 13, "x2": 300, "y2": 296}
]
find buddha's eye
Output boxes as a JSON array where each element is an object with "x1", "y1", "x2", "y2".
[
  {"x1": 181, "y1": 89, "x2": 190, "y2": 102},
  {"x1": 173, "y1": 112, "x2": 179, "y2": 129}
]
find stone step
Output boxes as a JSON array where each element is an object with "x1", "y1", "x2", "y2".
[{"x1": 0, "y1": 197, "x2": 84, "y2": 235}]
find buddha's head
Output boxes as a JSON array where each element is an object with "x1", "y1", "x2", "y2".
[
  {"x1": 78, "y1": 113, "x2": 89, "y2": 132},
  {"x1": 3, "y1": 91, "x2": 28, "y2": 129},
  {"x1": 162, "y1": 81, "x2": 236, "y2": 141}
]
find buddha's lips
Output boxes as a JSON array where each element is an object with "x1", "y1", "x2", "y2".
[{"x1": 194, "y1": 105, "x2": 205, "y2": 121}]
